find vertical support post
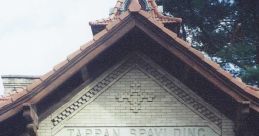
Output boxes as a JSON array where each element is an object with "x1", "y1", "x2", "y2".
[
  {"x1": 235, "y1": 101, "x2": 250, "y2": 136},
  {"x1": 22, "y1": 103, "x2": 38, "y2": 136}
]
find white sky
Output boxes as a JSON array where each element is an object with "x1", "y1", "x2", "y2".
[{"x1": 0, "y1": 0, "x2": 116, "y2": 94}]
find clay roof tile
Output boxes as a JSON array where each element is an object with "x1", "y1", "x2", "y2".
[
  {"x1": 54, "y1": 60, "x2": 69, "y2": 71},
  {"x1": 26, "y1": 79, "x2": 42, "y2": 92},
  {"x1": 93, "y1": 29, "x2": 108, "y2": 41},
  {"x1": 0, "y1": 97, "x2": 13, "y2": 107},
  {"x1": 11, "y1": 88, "x2": 27, "y2": 102},
  {"x1": 80, "y1": 40, "x2": 95, "y2": 51},
  {"x1": 67, "y1": 49, "x2": 82, "y2": 61},
  {"x1": 40, "y1": 70, "x2": 55, "y2": 81}
]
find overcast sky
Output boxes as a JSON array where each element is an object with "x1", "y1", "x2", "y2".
[{"x1": 0, "y1": 0, "x2": 116, "y2": 94}]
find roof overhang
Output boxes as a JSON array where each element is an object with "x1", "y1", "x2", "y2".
[{"x1": 0, "y1": 9, "x2": 258, "y2": 123}]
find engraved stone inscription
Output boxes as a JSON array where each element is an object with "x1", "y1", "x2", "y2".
[
  {"x1": 116, "y1": 82, "x2": 155, "y2": 113},
  {"x1": 56, "y1": 127, "x2": 219, "y2": 136}
]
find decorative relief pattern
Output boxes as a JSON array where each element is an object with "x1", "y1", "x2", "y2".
[
  {"x1": 51, "y1": 54, "x2": 222, "y2": 128},
  {"x1": 116, "y1": 82, "x2": 155, "y2": 113},
  {"x1": 135, "y1": 57, "x2": 222, "y2": 127},
  {"x1": 51, "y1": 60, "x2": 134, "y2": 126}
]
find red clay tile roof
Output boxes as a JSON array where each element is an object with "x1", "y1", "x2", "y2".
[
  {"x1": 89, "y1": 0, "x2": 182, "y2": 26},
  {"x1": 0, "y1": 0, "x2": 258, "y2": 122}
]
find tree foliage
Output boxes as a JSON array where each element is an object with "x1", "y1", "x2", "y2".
[{"x1": 161, "y1": 0, "x2": 259, "y2": 86}]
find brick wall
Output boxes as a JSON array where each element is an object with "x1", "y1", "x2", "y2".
[{"x1": 38, "y1": 55, "x2": 235, "y2": 136}]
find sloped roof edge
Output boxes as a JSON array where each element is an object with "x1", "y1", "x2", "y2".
[{"x1": 0, "y1": 9, "x2": 258, "y2": 122}]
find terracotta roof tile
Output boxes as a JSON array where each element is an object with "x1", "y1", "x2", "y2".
[
  {"x1": 231, "y1": 77, "x2": 247, "y2": 90},
  {"x1": 203, "y1": 57, "x2": 221, "y2": 69},
  {"x1": 53, "y1": 59, "x2": 69, "y2": 71},
  {"x1": 119, "y1": 11, "x2": 130, "y2": 21},
  {"x1": 80, "y1": 40, "x2": 95, "y2": 51},
  {"x1": 67, "y1": 49, "x2": 82, "y2": 61},
  {"x1": 106, "y1": 20, "x2": 121, "y2": 31},
  {"x1": 128, "y1": 0, "x2": 141, "y2": 12},
  {"x1": 0, "y1": 97, "x2": 12, "y2": 107},
  {"x1": 26, "y1": 79, "x2": 42, "y2": 92},
  {"x1": 217, "y1": 68, "x2": 234, "y2": 80},
  {"x1": 248, "y1": 86, "x2": 259, "y2": 91},
  {"x1": 11, "y1": 88, "x2": 27, "y2": 102},
  {"x1": 174, "y1": 37, "x2": 192, "y2": 49},
  {"x1": 244, "y1": 86, "x2": 259, "y2": 98},
  {"x1": 161, "y1": 27, "x2": 178, "y2": 39},
  {"x1": 0, "y1": 4, "x2": 258, "y2": 121},
  {"x1": 90, "y1": 0, "x2": 182, "y2": 26},
  {"x1": 189, "y1": 48, "x2": 205, "y2": 60},
  {"x1": 138, "y1": 10, "x2": 152, "y2": 19},
  {"x1": 148, "y1": 17, "x2": 164, "y2": 28},
  {"x1": 93, "y1": 29, "x2": 108, "y2": 41},
  {"x1": 40, "y1": 70, "x2": 55, "y2": 81}
]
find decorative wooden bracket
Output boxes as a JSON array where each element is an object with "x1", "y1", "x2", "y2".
[
  {"x1": 235, "y1": 101, "x2": 250, "y2": 136},
  {"x1": 22, "y1": 103, "x2": 39, "y2": 136},
  {"x1": 80, "y1": 66, "x2": 89, "y2": 82}
]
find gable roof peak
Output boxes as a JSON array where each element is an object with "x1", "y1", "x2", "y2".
[
  {"x1": 89, "y1": 0, "x2": 182, "y2": 35},
  {"x1": 128, "y1": 0, "x2": 142, "y2": 12}
]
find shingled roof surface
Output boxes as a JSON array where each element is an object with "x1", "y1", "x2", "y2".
[{"x1": 0, "y1": 0, "x2": 258, "y2": 122}]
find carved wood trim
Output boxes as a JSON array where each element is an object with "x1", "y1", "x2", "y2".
[
  {"x1": 235, "y1": 101, "x2": 250, "y2": 136},
  {"x1": 22, "y1": 103, "x2": 39, "y2": 136}
]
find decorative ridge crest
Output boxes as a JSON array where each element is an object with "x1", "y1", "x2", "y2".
[{"x1": 89, "y1": 0, "x2": 182, "y2": 26}]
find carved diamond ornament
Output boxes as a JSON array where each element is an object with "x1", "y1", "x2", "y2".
[{"x1": 116, "y1": 82, "x2": 155, "y2": 113}]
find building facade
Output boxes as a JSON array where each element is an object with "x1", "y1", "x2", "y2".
[{"x1": 0, "y1": 0, "x2": 258, "y2": 136}]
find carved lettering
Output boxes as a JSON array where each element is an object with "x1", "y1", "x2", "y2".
[
  {"x1": 131, "y1": 129, "x2": 137, "y2": 136},
  {"x1": 198, "y1": 128, "x2": 206, "y2": 136},
  {"x1": 147, "y1": 129, "x2": 153, "y2": 136},
  {"x1": 85, "y1": 129, "x2": 92, "y2": 136},
  {"x1": 95, "y1": 129, "x2": 102, "y2": 136},
  {"x1": 61, "y1": 127, "x2": 215, "y2": 136},
  {"x1": 68, "y1": 129, "x2": 74, "y2": 136},
  {"x1": 104, "y1": 129, "x2": 109, "y2": 136},
  {"x1": 174, "y1": 128, "x2": 181, "y2": 136},
  {"x1": 154, "y1": 128, "x2": 165, "y2": 136},
  {"x1": 139, "y1": 129, "x2": 146, "y2": 136},
  {"x1": 113, "y1": 129, "x2": 120, "y2": 136},
  {"x1": 76, "y1": 129, "x2": 82, "y2": 136},
  {"x1": 188, "y1": 128, "x2": 195, "y2": 136}
]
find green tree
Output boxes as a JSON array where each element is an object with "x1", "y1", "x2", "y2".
[{"x1": 161, "y1": 0, "x2": 259, "y2": 86}]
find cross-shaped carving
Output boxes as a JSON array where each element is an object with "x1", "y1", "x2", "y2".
[{"x1": 116, "y1": 82, "x2": 155, "y2": 113}]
